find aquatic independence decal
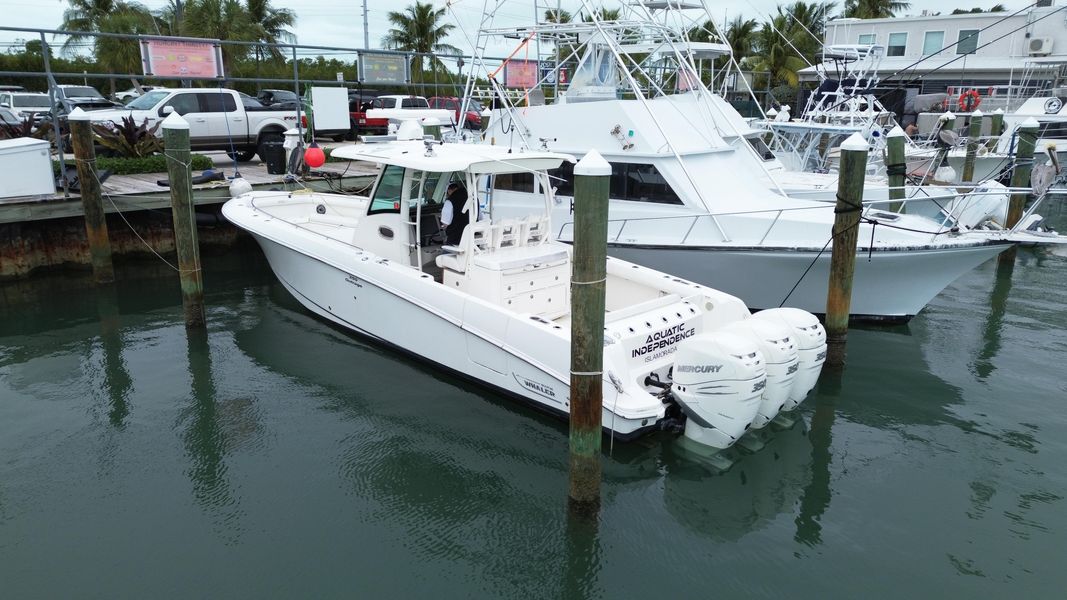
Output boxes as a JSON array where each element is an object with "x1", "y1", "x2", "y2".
[{"x1": 632, "y1": 324, "x2": 696, "y2": 362}]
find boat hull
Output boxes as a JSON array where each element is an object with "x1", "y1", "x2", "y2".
[
  {"x1": 606, "y1": 242, "x2": 1008, "y2": 321},
  {"x1": 250, "y1": 233, "x2": 657, "y2": 440}
]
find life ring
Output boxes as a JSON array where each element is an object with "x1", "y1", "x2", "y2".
[{"x1": 958, "y1": 90, "x2": 981, "y2": 112}]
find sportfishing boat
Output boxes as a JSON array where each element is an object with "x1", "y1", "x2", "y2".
[
  {"x1": 221, "y1": 122, "x2": 828, "y2": 451},
  {"x1": 466, "y1": 12, "x2": 1061, "y2": 321}
]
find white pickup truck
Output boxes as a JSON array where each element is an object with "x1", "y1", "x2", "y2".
[
  {"x1": 367, "y1": 95, "x2": 454, "y2": 127},
  {"x1": 84, "y1": 87, "x2": 299, "y2": 161}
]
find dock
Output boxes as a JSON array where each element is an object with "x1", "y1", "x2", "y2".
[
  {"x1": 0, "y1": 153, "x2": 377, "y2": 278},
  {"x1": 0, "y1": 157, "x2": 377, "y2": 224}
]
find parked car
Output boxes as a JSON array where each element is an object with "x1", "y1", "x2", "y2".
[
  {"x1": 0, "y1": 106, "x2": 22, "y2": 126},
  {"x1": 83, "y1": 87, "x2": 301, "y2": 162},
  {"x1": 0, "y1": 92, "x2": 51, "y2": 122},
  {"x1": 256, "y1": 89, "x2": 299, "y2": 106},
  {"x1": 428, "y1": 96, "x2": 483, "y2": 129},
  {"x1": 114, "y1": 85, "x2": 160, "y2": 103}
]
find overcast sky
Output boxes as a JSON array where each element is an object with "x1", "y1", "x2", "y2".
[{"x1": 0, "y1": 0, "x2": 1034, "y2": 60}]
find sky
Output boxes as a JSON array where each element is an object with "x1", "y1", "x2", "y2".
[{"x1": 0, "y1": 0, "x2": 1036, "y2": 61}]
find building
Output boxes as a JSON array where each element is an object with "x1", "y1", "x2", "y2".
[{"x1": 799, "y1": 3, "x2": 1067, "y2": 97}]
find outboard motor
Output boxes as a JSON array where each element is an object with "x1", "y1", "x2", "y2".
[
  {"x1": 751, "y1": 308, "x2": 826, "y2": 410},
  {"x1": 670, "y1": 332, "x2": 766, "y2": 449},
  {"x1": 720, "y1": 319, "x2": 799, "y2": 429}
]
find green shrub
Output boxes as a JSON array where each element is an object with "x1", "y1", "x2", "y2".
[{"x1": 53, "y1": 154, "x2": 214, "y2": 176}]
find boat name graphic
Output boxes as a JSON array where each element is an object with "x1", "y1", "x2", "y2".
[
  {"x1": 631, "y1": 324, "x2": 696, "y2": 359},
  {"x1": 513, "y1": 373, "x2": 559, "y2": 403},
  {"x1": 753, "y1": 380, "x2": 767, "y2": 392},
  {"x1": 344, "y1": 274, "x2": 363, "y2": 288},
  {"x1": 676, "y1": 364, "x2": 723, "y2": 373}
]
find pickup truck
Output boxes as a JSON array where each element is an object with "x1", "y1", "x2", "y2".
[
  {"x1": 364, "y1": 95, "x2": 455, "y2": 130},
  {"x1": 428, "y1": 96, "x2": 483, "y2": 129},
  {"x1": 84, "y1": 87, "x2": 299, "y2": 161}
]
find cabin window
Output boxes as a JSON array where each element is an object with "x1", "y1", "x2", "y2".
[
  {"x1": 492, "y1": 171, "x2": 535, "y2": 193},
  {"x1": 956, "y1": 30, "x2": 979, "y2": 55},
  {"x1": 887, "y1": 33, "x2": 907, "y2": 57},
  {"x1": 746, "y1": 136, "x2": 776, "y2": 161},
  {"x1": 546, "y1": 161, "x2": 575, "y2": 196},
  {"x1": 162, "y1": 93, "x2": 199, "y2": 116},
  {"x1": 857, "y1": 33, "x2": 876, "y2": 45},
  {"x1": 923, "y1": 31, "x2": 944, "y2": 55},
  {"x1": 368, "y1": 165, "x2": 405, "y2": 215},
  {"x1": 609, "y1": 163, "x2": 682, "y2": 205}
]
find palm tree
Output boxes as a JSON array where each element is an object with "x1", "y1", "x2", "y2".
[
  {"x1": 247, "y1": 0, "x2": 295, "y2": 61},
  {"x1": 749, "y1": 14, "x2": 809, "y2": 87},
  {"x1": 844, "y1": 0, "x2": 911, "y2": 19},
  {"x1": 581, "y1": 7, "x2": 622, "y2": 22},
  {"x1": 777, "y1": 1, "x2": 835, "y2": 64},
  {"x1": 382, "y1": 2, "x2": 460, "y2": 83},
  {"x1": 181, "y1": 0, "x2": 256, "y2": 78},
  {"x1": 61, "y1": 0, "x2": 156, "y2": 94},
  {"x1": 723, "y1": 16, "x2": 760, "y2": 64},
  {"x1": 544, "y1": 8, "x2": 572, "y2": 23}
]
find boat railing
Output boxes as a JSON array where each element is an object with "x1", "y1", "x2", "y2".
[{"x1": 555, "y1": 183, "x2": 1058, "y2": 247}]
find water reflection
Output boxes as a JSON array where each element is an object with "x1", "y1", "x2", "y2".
[
  {"x1": 970, "y1": 261, "x2": 1014, "y2": 381},
  {"x1": 795, "y1": 372, "x2": 838, "y2": 547},
  {"x1": 661, "y1": 419, "x2": 814, "y2": 543},
  {"x1": 95, "y1": 284, "x2": 131, "y2": 428}
]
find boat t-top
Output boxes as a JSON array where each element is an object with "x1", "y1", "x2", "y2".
[{"x1": 222, "y1": 121, "x2": 829, "y2": 451}]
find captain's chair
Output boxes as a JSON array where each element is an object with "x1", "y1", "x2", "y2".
[{"x1": 435, "y1": 220, "x2": 492, "y2": 274}]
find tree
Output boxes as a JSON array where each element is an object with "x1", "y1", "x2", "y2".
[
  {"x1": 382, "y1": 2, "x2": 460, "y2": 83},
  {"x1": 749, "y1": 14, "x2": 809, "y2": 87},
  {"x1": 844, "y1": 0, "x2": 911, "y2": 19},
  {"x1": 61, "y1": 0, "x2": 156, "y2": 94},
  {"x1": 544, "y1": 8, "x2": 572, "y2": 23},
  {"x1": 181, "y1": 0, "x2": 257, "y2": 79},
  {"x1": 581, "y1": 7, "x2": 622, "y2": 22},
  {"x1": 247, "y1": 0, "x2": 295, "y2": 61}
]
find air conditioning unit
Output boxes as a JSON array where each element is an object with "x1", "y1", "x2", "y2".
[{"x1": 1029, "y1": 37, "x2": 1053, "y2": 56}]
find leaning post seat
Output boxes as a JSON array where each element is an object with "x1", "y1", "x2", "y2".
[{"x1": 441, "y1": 217, "x2": 570, "y2": 319}]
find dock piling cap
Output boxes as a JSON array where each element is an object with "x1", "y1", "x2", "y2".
[
  {"x1": 67, "y1": 106, "x2": 89, "y2": 121},
  {"x1": 971, "y1": 108, "x2": 984, "y2": 118},
  {"x1": 161, "y1": 111, "x2": 190, "y2": 130},
  {"x1": 887, "y1": 125, "x2": 905, "y2": 138},
  {"x1": 1021, "y1": 117, "x2": 1040, "y2": 129},
  {"x1": 841, "y1": 132, "x2": 869, "y2": 152},
  {"x1": 575, "y1": 149, "x2": 611, "y2": 177}
]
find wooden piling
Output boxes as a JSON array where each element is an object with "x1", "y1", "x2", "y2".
[
  {"x1": 162, "y1": 112, "x2": 206, "y2": 328},
  {"x1": 998, "y1": 119, "x2": 1039, "y2": 267},
  {"x1": 987, "y1": 109, "x2": 1004, "y2": 150},
  {"x1": 568, "y1": 150, "x2": 611, "y2": 516},
  {"x1": 941, "y1": 111, "x2": 956, "y2": 135},
  {"x1": 885, "y1": 126, "x2": 906, "y2": 213},
  {"x1": 67, "y1": 108, "x2": 115, "y2": 284},
  {"x1": 962, "y1": 109, "x2": 984, "y2": 183},
  {"x1": 824, "y1": 133, "x2": 869, "y2": 367}
]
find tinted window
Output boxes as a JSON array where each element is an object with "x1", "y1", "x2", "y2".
[
  {"x1": 12, "y1": 94, "x2": 50, "y2": 108},
  {"x1": 544, "y1": 161, "x2": 681, "y2": 204},
  {"x1": 199, "y1": 93, "x2": 236, "y2": 112},
  {"x1": 62, "y1": 86, "x2": 103, "y2": 98},
  {"x1": 957, "y1": 30, "x2": 979, "y2": 55},
  {"x1": 546, "y1": 161, "x2": 574, "y2": 196},
  {"x1": 493, "y1": 172, "x2": 535, "y2": 193},
  {"x1": 609, "y1": 163, "x2": 681, "y2": 204},
  {"x1": 163, "y1": 93, "x2": 200, "y2": 115},
  {"x1": 369, "y1": 165, "x2": 405, "y2": 214},
  {"x1": 401, "y1": 97, "x2": 429, "y2": 108},
  {"x1": 887, "y1": 33, "x2": 907, "y2": 57}
]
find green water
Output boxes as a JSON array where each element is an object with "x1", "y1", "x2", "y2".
[{"x1": 1, "y1": 239, "x2": 1065, "y2": 598}]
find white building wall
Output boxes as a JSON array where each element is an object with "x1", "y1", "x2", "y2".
[{"x1": 825, "y1": 7, "x2": 1067, "y2": 62}]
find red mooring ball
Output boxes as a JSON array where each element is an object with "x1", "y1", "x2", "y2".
[{"x1": 304, "y1": 145, "x2": 326, "y2": 168}]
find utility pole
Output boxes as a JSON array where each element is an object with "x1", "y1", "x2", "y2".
[{"x1": 363, "y1": 0, "x2": 370, "y2": 50}]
